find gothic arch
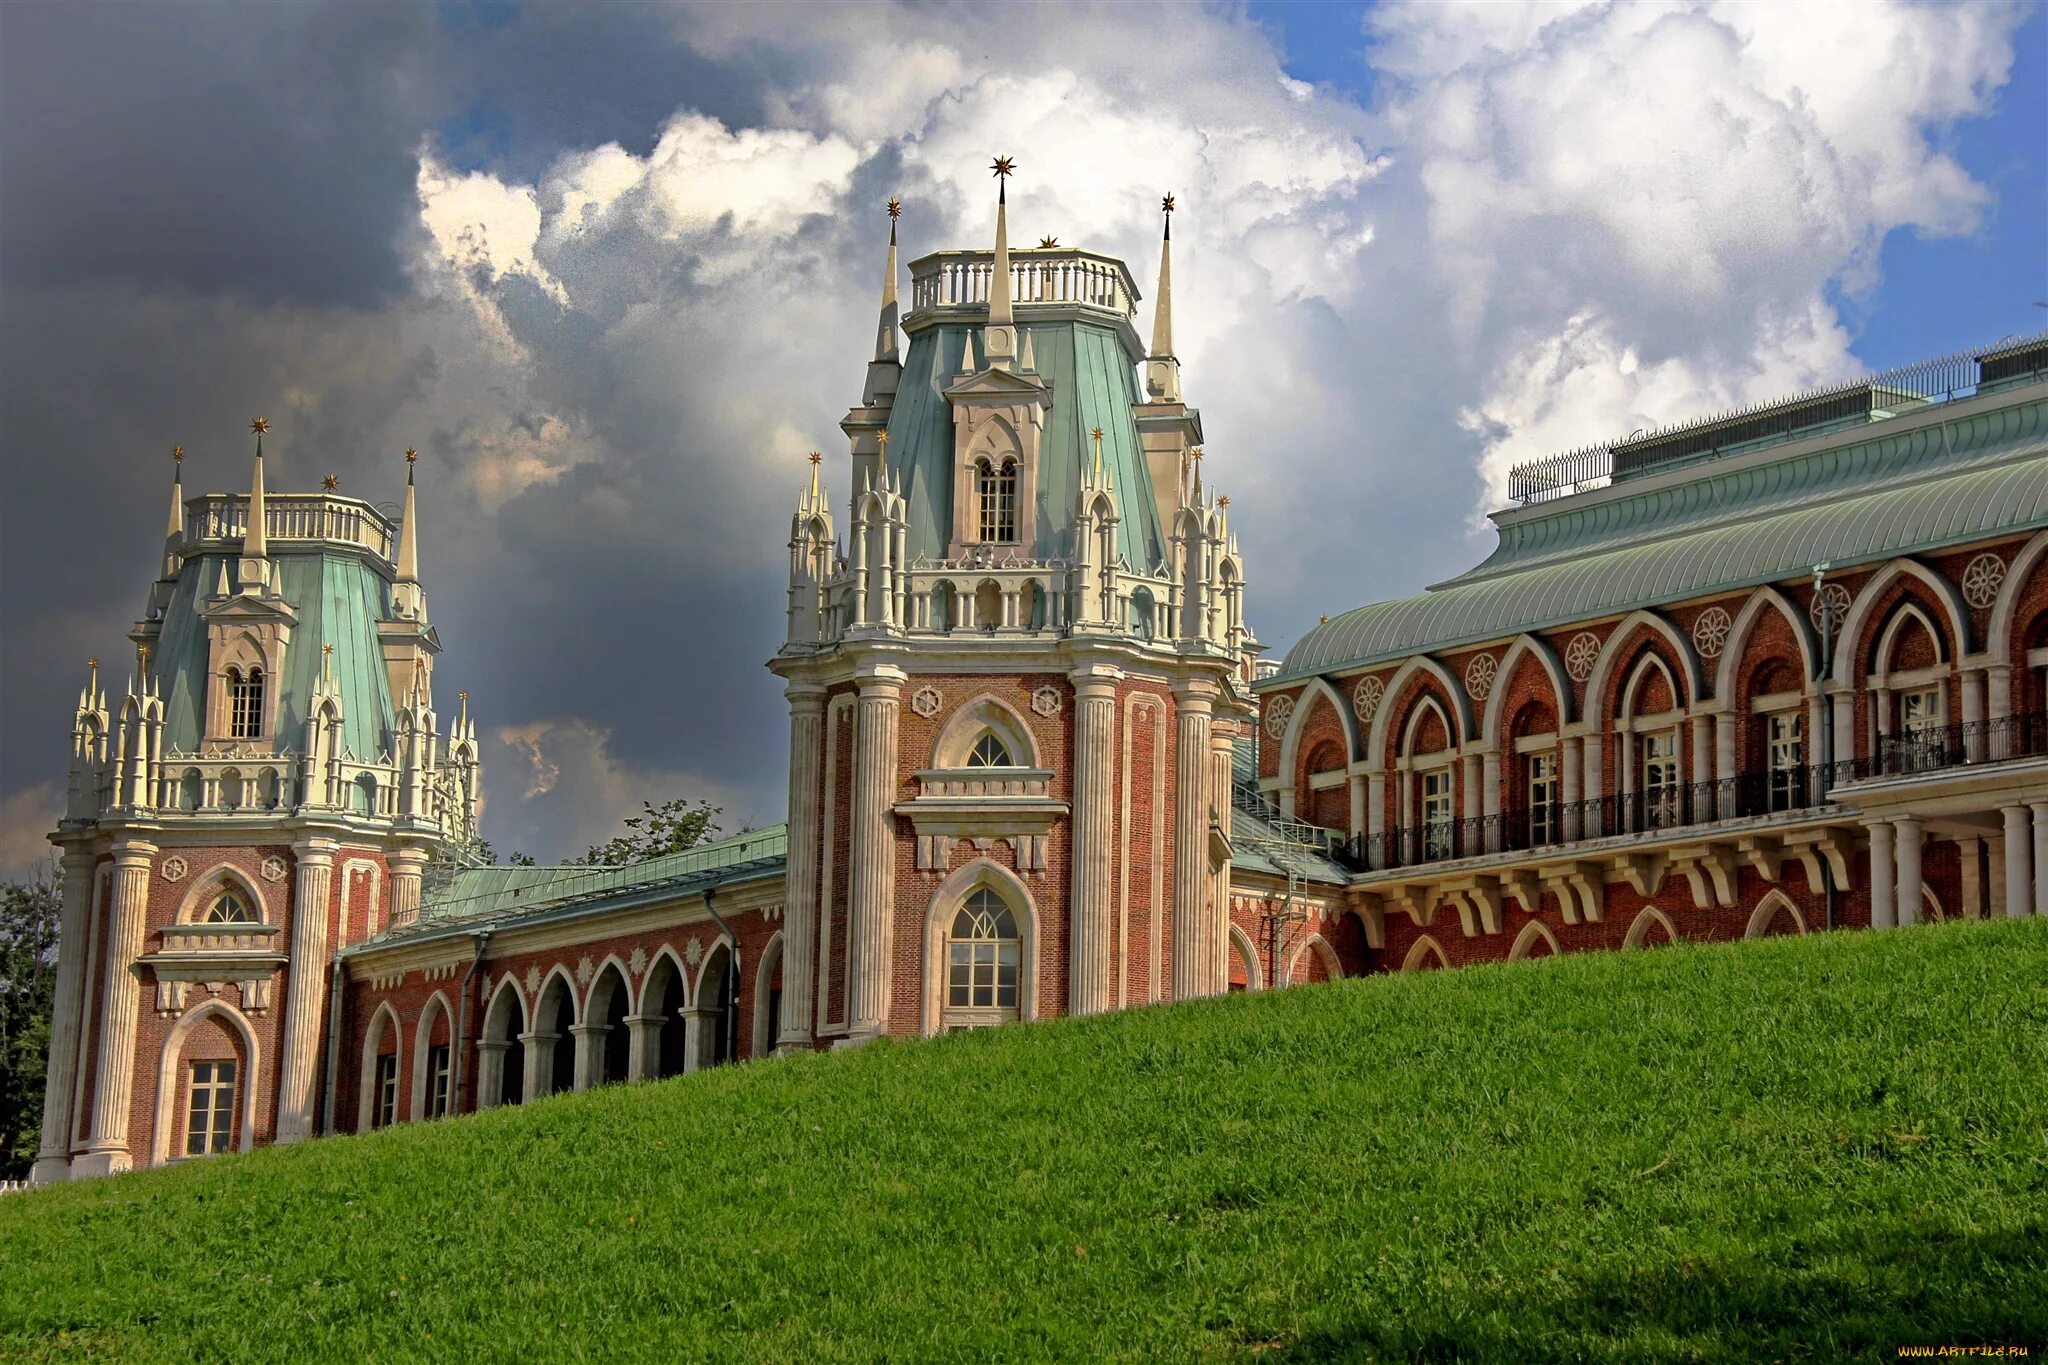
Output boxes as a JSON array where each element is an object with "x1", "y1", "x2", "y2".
[
  {"x1": 1833, "y1": 558, "x2": 1972, "y2": 686},
  {"x1": 1507, "y1": 920, "x2": 1561, "y2": 961},
  {"x1": 1399, "y1": 695, "x2": 1456, "y2": 760},
  {"x1": 1619, "y1": 651, "x2": 1682, "y2": 720},
  {"x1": 1584, "y1": 610, "x2": 1703, "y2": 718},
  {"x1": 584, "y1": 954, "x2": 634, "y2": 1016},
  {"x1": 148, "y1": 998, "x2": 261, "y2": 1166},
  {"x1": 1744, "y1": 891, "x2": 1807, "y2": 939},
  {"x1": 1480, "y1": 635, "x2": 1575, "y2": 745},
  {"x1": 1283, "y1": 933, "x2": 1342, "y2": 986},
  {"x1": 1623, "y1": 906, "x2": 1680, "y2": 949},
  {"x1": 1988, "y1": 530, "x2": 2048, "y2": 661},
  {"x1": 919, "y1": 858, "x2": 1042, "y2": 1037},
  {"x1": 478, "y1": 976, "x2": 527, "y2": 1109},
  {"x1": 1227, "y1": 922, "x2": 1263, "y2": 991},
  {"x1": 639, "y1": 943, "x2": 693, "y2": 1014},
  {"x1": 1713, "y1": 587, "x2": 1820, "y2": 698},
  {"x1": 1872, "y1": 601, "x2": 1947, "y2": 675},
  {"x1": 930, "y1": 694, "x2": 1039, "y2": 769},
  {"x1": 172, "y1": 862, "x2": 270, "y2": 925},
  {"x1": 409, "y1": 991, "x2": 456, "y2": 1118},
  {"x1": 691, "y1": 933, "x2": 739, "y2": 1009},
  {"x1": 1367, "y1": 656, "x2": 1475, "y2": 767},
  {"x1": 356, "y1": 1001, "x2": 404, "y2": 1131},
  {"x1": 752, "y1": 930, "x2": 785, "y2": 1060},
  {"x1": 1276, "y1": 676, "x2": 1359, "y2": 789},
  {"x1": 1400, "y1": 935, "x2": 1449, "y2": 973}
]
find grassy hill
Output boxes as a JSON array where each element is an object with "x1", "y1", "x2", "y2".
[{"x1": 4, "y1": 919, "x2": 2046, "y2": 1363}]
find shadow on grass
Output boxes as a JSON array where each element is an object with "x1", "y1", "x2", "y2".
[{"x1": 1263, "y1": 1222, "x2": 2048, "y2": 1363}]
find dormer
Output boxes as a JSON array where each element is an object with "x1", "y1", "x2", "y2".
[
  {"x1": 945, "y1": 365, "x2": 1051, "y2": 560},
  {"x1": 199, "y1": 579, "x2": 295, "y2": 753}
]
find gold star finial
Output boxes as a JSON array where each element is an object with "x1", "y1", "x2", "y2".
[
  {"x1": 138, "y1": 643, "x2": 152, "y2": 669},
  {"x1": 459, "y1": 690, "x2": 469, "y2": 702},
  {"x1": 886, "y1": 197, "x2": 902, "y2": 220},
  {"x1": 808, "y1": 451, "x2": 822, "y2": 466},
  {"x1": 876, "y1": 430, "x2": 890, "y2": 455},
  {"x1": 249, "y1": 417, "x2": 269, "y2": 436},
  {"x1": 1039, "y1": 235, "x2": 1059, "y2": 249},
  {"x1": 171, "y1": 444, "x2": 184, "y2": 464},
  {"x1": 1218, "y1": 495, "x2": 1230, "y2": 508},
  {"x1": 1191, "y1": 446, "x2": 1203, "y2": 461},
  {"x1": 322, "y1": 473, "x2": 339, "y2": 490},
  {"x1": 88, "y1": 657, "x2": 99, "y2": 669},
  {"x1": 405, "y1": 448, "x2": 418, "y2": 464},
  {"x1": 1161, "y1": 193, "x2": 1176, "y2": 215},
  {"x1": 323, "y1": 643, "x2": 333, "y2": 655},
  {"x1": 991, "y1": 155, "x2": 1015, "y2": 179},
  {"x1": 1320, "y1": 614, "x2": 1330, "y2": 624}
]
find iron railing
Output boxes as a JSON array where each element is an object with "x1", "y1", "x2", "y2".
[
  {"x1": 1506, "y1": 332, "x2": 2048, "y2": 505},
  {"x1": 1344, "y1": 713, "x2": 2047, "y2": 873}
]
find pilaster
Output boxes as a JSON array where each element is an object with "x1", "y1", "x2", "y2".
[
  {"x1": 779, "y1": 685, "x2": 827, "y2": 1051},
  {"x1": 1867, "y1": 820, "x2": 1897, "y2": 930},
  {"x1": 1170, "y1": 681, "x2": 1216, "y2": 1000},
  {"x1": 32, "y1": 848, "x2": 97, "y2": 1183},
  {"x1": 1067, "y1": 667, "x2": 1121, "y2": 1015},
  {"x1": 2001, "y1": 805, "x2": 2032, "y2": 918},
  {"x1": 274, "y1": 836, "x2": 339, "y2": 1142},
  {"x1": 846, "y1": 665, "x2": 905, "y2": 1041},
  {"x1": 73, "y1": 838, "x2": 156, "y2": 1177}
]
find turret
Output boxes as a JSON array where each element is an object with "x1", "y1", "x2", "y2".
[
  {"x1": 392, "y1": 448, "x2": 426, "y2": 622},
  {"x1": 238, "y1": 418, "x2": 271, "y2": 594},
  {"x1": 65, "y1": 659, "x2": 110, "y2": 819},
  {"x1": 1144, "y1": 195, "x2": 1181, "y2": 403}
]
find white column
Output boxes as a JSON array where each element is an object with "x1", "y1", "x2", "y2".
[
  {"x1": 682, "y1": 1005, "x2": 719, "y2": 1071},
  {"x1": 520, "y1": 1029, "x2": 560, "y2": 1098},
  {"x1": 1866, "y1": 821, "x2": 1896, "y2": 930},
  {"x1": 1366, "y1": 771, "x2": 1387, "y2": 867},
  {"x1": 1581, "y1": 733, "x2": 1604, "y2": 836},
  {"x1": 388, "y1": 847, "x2": 427, "y2": 932},
  {"x1": 1988, "y1": 831, "x2": 2008, "y2": 917},
  {"x1": 1347, "y1": 774, "x2": 1366, "y2": 840},
  {"x1": 1691, "y1": 715, "x2": 1714, "y2": 816},
  {"x1": 1068, "y1": 667, "x2": 1120, "y2": 1016},
  {"x1": 73, "y1": 839, "x2": 155, "y2": 1177},
  {"x1": 32, "y1": 849, "x2": 97, "y2": 1183},
  {"x1": 624, "y1": 1014, "x2": 663, "y2": 1081},
  {"x1": 2003, "y1": 805, "x2": 2033, "y2": 918},
  {"x1": 1831, "y1": 691, "x2": 1856, "y2": 779},
  {"x1": 1961, "y1": 669, "x2": 1987, "y2": 762},
  {"x1": 1170, "y1": 682, "x2": 1216, "y2": 1000},
  {"x1": 1894, "y1": 818, "x2": 1924, "y2": 928},
  {"x1": 475, "y1": 1040, "x2": 510, "y2": 1108},
  {"x1": 1481, "y1": 750, "x2": 1502, "y2": 852},
  {"x1": 1561, "y1": 736, "x2": 1582, "y2": 841},
  {"x1": 845, "y1": 667, "x2": 903, "y2": 1041},
  {"x1": 1209, "y1": 727, "x2": 1236, "y2": 994},
  {"x1": 1958, "y1": 835, "x2": 1983, "y2": 920},
  {"x1": 274, "y1": 836, "x2": 339, "y2": 1143},
  {"x1": 569, "y1": 1023, "x2": 606, "y2": 1091},
  {"x1": 2033, "y1": 802, "x2": 2048, "y2": 917},
  {"x1": 778, "y1": 685, "x2": 825, "y2": 1052}
]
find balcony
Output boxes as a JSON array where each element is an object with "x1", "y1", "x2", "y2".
[
  {"x1": 1346, "y1": 713, "x2": 2048, "y2": 874},
  {"x1": 905, "y1": 248, "x2": 1141, "y2": 330},
  {"x1": 183, "y1": 492, "x2": 396, "y2": 562}
]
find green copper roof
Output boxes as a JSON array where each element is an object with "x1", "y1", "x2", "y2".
[
  {"x1": 358, "y1": 825, "x2": 791, "y2": 948},
  {"x1": 884, "y1": 320, "x2": 1166, "y2": 567},
  {"x1": 152, "y1": 549, "x2": 398, "y2": 759},
  {"x1": 1276, "y1": 391, "x2": 2048, "y2": 682}
]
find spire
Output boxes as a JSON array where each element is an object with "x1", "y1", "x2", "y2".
[
  {"x1": 165, "y1": 446, "x2": 185, "y2": 541},
  {"x1": 1091, "y1": 426, "x2": 1105, "y2": 483},
  {"x1": 397, "y1": 448, "x2": 420, "y2": 582},
  {"x1": 874, "y1": 199, "x2": 901, "y2": 363},
  {"x1": 239, "y1": 417, "x2": 270, "y2": 591},
  {"x1": 1144, "y1": 195, "x2": 1182, "y2": 403},
  {"x1": 1019, "y1": 327, "x2": 1036, "y2": 373},
  {"x1": 985, "y1": 155, "x2": 1016, "y2": 371}
]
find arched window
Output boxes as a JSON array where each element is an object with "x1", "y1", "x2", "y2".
[
  {"x1": 966, "y1": 732, "x2": 1013, "y2": 768},
  {"x1": 975, "y1": 457, "x2": 1018, "y2": 543},
  {"x1": 945, "y1": 888, "x2": 1020, "y2": 1028},
  {"x1": 229, "y1": 667, "x2": 264, "y2": 740},
  {"x1": 206, "y1": 890, "x2": 254, "y2": 923}
]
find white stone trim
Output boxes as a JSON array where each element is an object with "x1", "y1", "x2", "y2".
[
  {"x1": 1744, "y1": 890, "x2": 1807, "y2": 939},
  {"x1": 1227, "y1": 922, "x2": 1262, "y2": 991},
  {"x1": 1832, "y1": 557, "x2": 1973, "y2": 687},
  {"x1": 1987, "y1": 530, "x2": 2048, "y2": 667},
  {"x1": 1622, "y1": 906, "x2": 1679, "y2": 949},
  {"x1": 929, "y1": 693, "x2": 1040, "y2": 770},
  {"x1": 409, "y1": 991, "x2": 455, "y2": 1119},
  {"x1": 639, "y1": 943, "x2": 692, "y2": 1014},
  {"x1": 751, "y1": 931, "x2": 785, "y2": 1060},
  {"x1": 919, "y1": 858, "x2": 1041, "y2": 1037},
  {"x1": 149, "y1": 997, "x2": 261, "y2": 1167},
  {"x1": 1478, "y1": 634, "x2": 1574, "y2": 747},
  {"x1": 356, "y1": 1001, "x2": 404, "y2": 1131},
  {"x1": 1873, "y1": 601, "x2": 1948, "y2": 676},
  {"x1": 1582, "y1": 609, "x2": 1703, "y2": 714},
  {"x1": 1282, "y1": 933, "x2": 1341, "y2": 986},
  {"x1": 1507, "y1": 920, "x2": 1560, "y2": 961},
  {"x1": 1400, "y1": 935, "x2": 1448, "y2": 973},
  {"x1": 1366, "y1": 656, "x2": 1473, "y2": 768},
  {"x1": 171, "y1": 861, "x2": 271, "y2": 926}
]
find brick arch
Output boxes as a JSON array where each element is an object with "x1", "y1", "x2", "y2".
[
  {"x1": 1989, "y1": 530, "x2": 2048, "y2": 663},
  {"x1": 1480, "y1": 635, "x2": 1573, "y2": 746},
  {"x1": 1401, "y1": 935, "x2": 1449, "y2": 972},
  {"x1": 1618, "y1": 650, "x2": 1681, "y2": 720},
  {"x1": 1623, "y1": 906, "x2": 1679, "y2": 949},
  {"x1": 1367, "y1": 656, "x2": 1473, "y2": 770},
  {"x1": 1507, "y1": 920, "x2": 1560, "y2": 961},
  {"x1": 1714, "y1": 586, "x2": 1819, "y2": 700},
  {"x1": 1745, "y1": 890, "x2": 1807, "y2": 939},
  {"x1": 1584, "y1": 610, "x2": 1702, "y2": 722},
  {"x1": 1833, "y1": 558, "x2": 1971, "y2": 687},
  {"x1": 1869, "y1": 600, "x2": 1947, "y2": 677},
  {"x1": 409, "y1": 991, "x2": 456, "y2": 1119},
  {"x1": 1276, "y1": 675, "x2": 1359, "y2": 785},
  {"x1": 148, "y1": 999, "x2": 260, "y2": 1166}
]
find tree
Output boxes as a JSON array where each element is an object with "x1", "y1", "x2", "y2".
[
  {"x1": 0, "y1": 865, "x2": 60, "y2": 1179},
  {"x1": 579, "y1": 798, "x2": 723, "y2": 865}
]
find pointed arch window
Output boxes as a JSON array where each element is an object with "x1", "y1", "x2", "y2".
[
  {"x1": 966, "y1": 732, "x2": 1013, "y2": 768},
  {"x1": 975, "y1": 457, "x2": 1018, "y2": 544},
  {"x1": 228, "y1": 667, "x2": 264, "y2": 740},
  {"x1": 206, "y1": 890, "x2": 254, "y2": 924},
  {"x1": 945, "y1": 888, "x2": 1020, "y2": 1027}
]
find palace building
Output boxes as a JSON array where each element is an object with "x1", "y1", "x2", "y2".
[{"x1": 31, "y1": 169, "x2": 2048, "y2": 1179}]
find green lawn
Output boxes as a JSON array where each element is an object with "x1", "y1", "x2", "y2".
[{"x1": 4, "y1": 919, "x2": 2046, "y2": 1363}]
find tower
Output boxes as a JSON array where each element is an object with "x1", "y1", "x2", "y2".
[
  {"x1": 771, "y1": 165, "x2": 1261, "y2": 1047},
  {"x1": 36, "y1": 426, "x2": 480, "y2": 1180}
]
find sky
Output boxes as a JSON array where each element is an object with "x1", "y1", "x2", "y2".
[{"x1": 1, "y1": 0, "x2": 2042, "y2": 872}]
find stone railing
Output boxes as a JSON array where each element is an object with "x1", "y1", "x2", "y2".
[
  {"x1": 907, "y1": 248, "x2": 1140, "y2": 325},
  {"x1": 156, "y1": 922, "x2": 282, "y2": 955},
  {"x1": 185, "y1": 492, "x2": 395, "y2": 561},
  {"x1": 913, "y1": 769, "x2": 1054, "y2": 801}
]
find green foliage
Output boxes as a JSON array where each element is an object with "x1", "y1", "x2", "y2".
[
  {"x1": 577, "y1": 798, "x2": 722, "y2": 865},
  {"x1": 0, "y1": 866, "x2": 59, "y2": 1179},
  {"x1": 2, "y1": 919, "x2": 2045, "y2": 1361}
]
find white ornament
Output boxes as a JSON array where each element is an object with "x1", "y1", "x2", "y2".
[
  {"x1": 686, "y1": 937, "x2": 704, "y2": 967},
  {"x1": 160, "y1": 856, "x2": 188, "y2": 883},
  {"x1": 524, "y1": 964, "x2": 541, "y2": 998},
  {"x1": 576, "y1": 955, "x2": 594, "y2": 986},
  {"x1": 260, "y1": 856, "x2": 287, "y2": 883},
  {"x1": 1031, "y1": 685, "x2": 1062, "y2": 717},
  {"x1": 1352, "y1": 676, "x2": 1384, "y2": 723},
  {"x1": 1809, "y1": 583, "x2": 1852, "y2": 637},
  {"x1": 1691, "y1": 607, "x2": 1733, "y2": 659},
  {"x1": 1564, "y1": 632, "x2": 1600, "y2": 682},
  {"x1": 911, "y1": 686, "x2": 943, "y2": 719},
  {"x1": 1263, "y1": 694, "x2": 1294, "y2": 740},
  {"x1": 628, "y1": 946, "x2": 648, "y2": 977},
  {"x1": 1962, "y1": 553, "x2": 2006, "y2": 609},
  {"x1": 1465, "y1": 653, "x2": 1497, "y2": 701}
]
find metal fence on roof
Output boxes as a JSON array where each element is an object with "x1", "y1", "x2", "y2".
[{"x1": 1506, "y1": 332, "x2": 2048, "y2": 507}]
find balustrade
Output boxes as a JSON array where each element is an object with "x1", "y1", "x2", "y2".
[
  {"x1": 907, "y1": 249, "x2": 1139, "y2": 323},
  {"x1": 186, "y1": 493, "x2": 395, "y2": 560}
]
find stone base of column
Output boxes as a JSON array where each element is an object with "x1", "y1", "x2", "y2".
[
  {"x1": 69, "y1": 1147, "x2": 132, "y2": 1179},
  {"x1": 832, "y1": 1029, "x2": 884, "y2": 1051},
  {"x1": 272, "y1": 1126, "x2": 315, "y2": 1146},
  {"x1": 30, "y1": 1154, "x2": 72, "y2": 1184}
]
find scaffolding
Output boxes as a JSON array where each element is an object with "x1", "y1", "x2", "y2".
[{"x1": 1229, "y1": 776, "x2": 1348, "y2": 989}]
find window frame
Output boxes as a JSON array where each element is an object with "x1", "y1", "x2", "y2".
[
  {"x1": 372, "y1": 1052, "x2": 399, "y2": 1129},
  {"x1": 184, "y1": 1059, "x2": 237, "y2": 1157},
  {"x1": 1525, "y1": 750, "x2": 1558, "y2": 846},
  {"x1": 1419, "y1": 765, "x2": 1455, "y2": 861},
  {"x1": 1765, "y1": 710, "x2": 1804, "y2": 812},
  {"x1": 228, "y1": 666, "x2": 265, "y2": 741},
  {"x1": 974, "y1": 457, "x2": 1019, "y2": 545},
  {"x1": 1641, "y1": 728, "x2": 1682, "y2": 829},
  {"x1": 942, "y1": 888, "x2": 1021, "y2": 1029},
  {"x1": 425, "y1": 1044, "x2": 451, "y2": 1120}
]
